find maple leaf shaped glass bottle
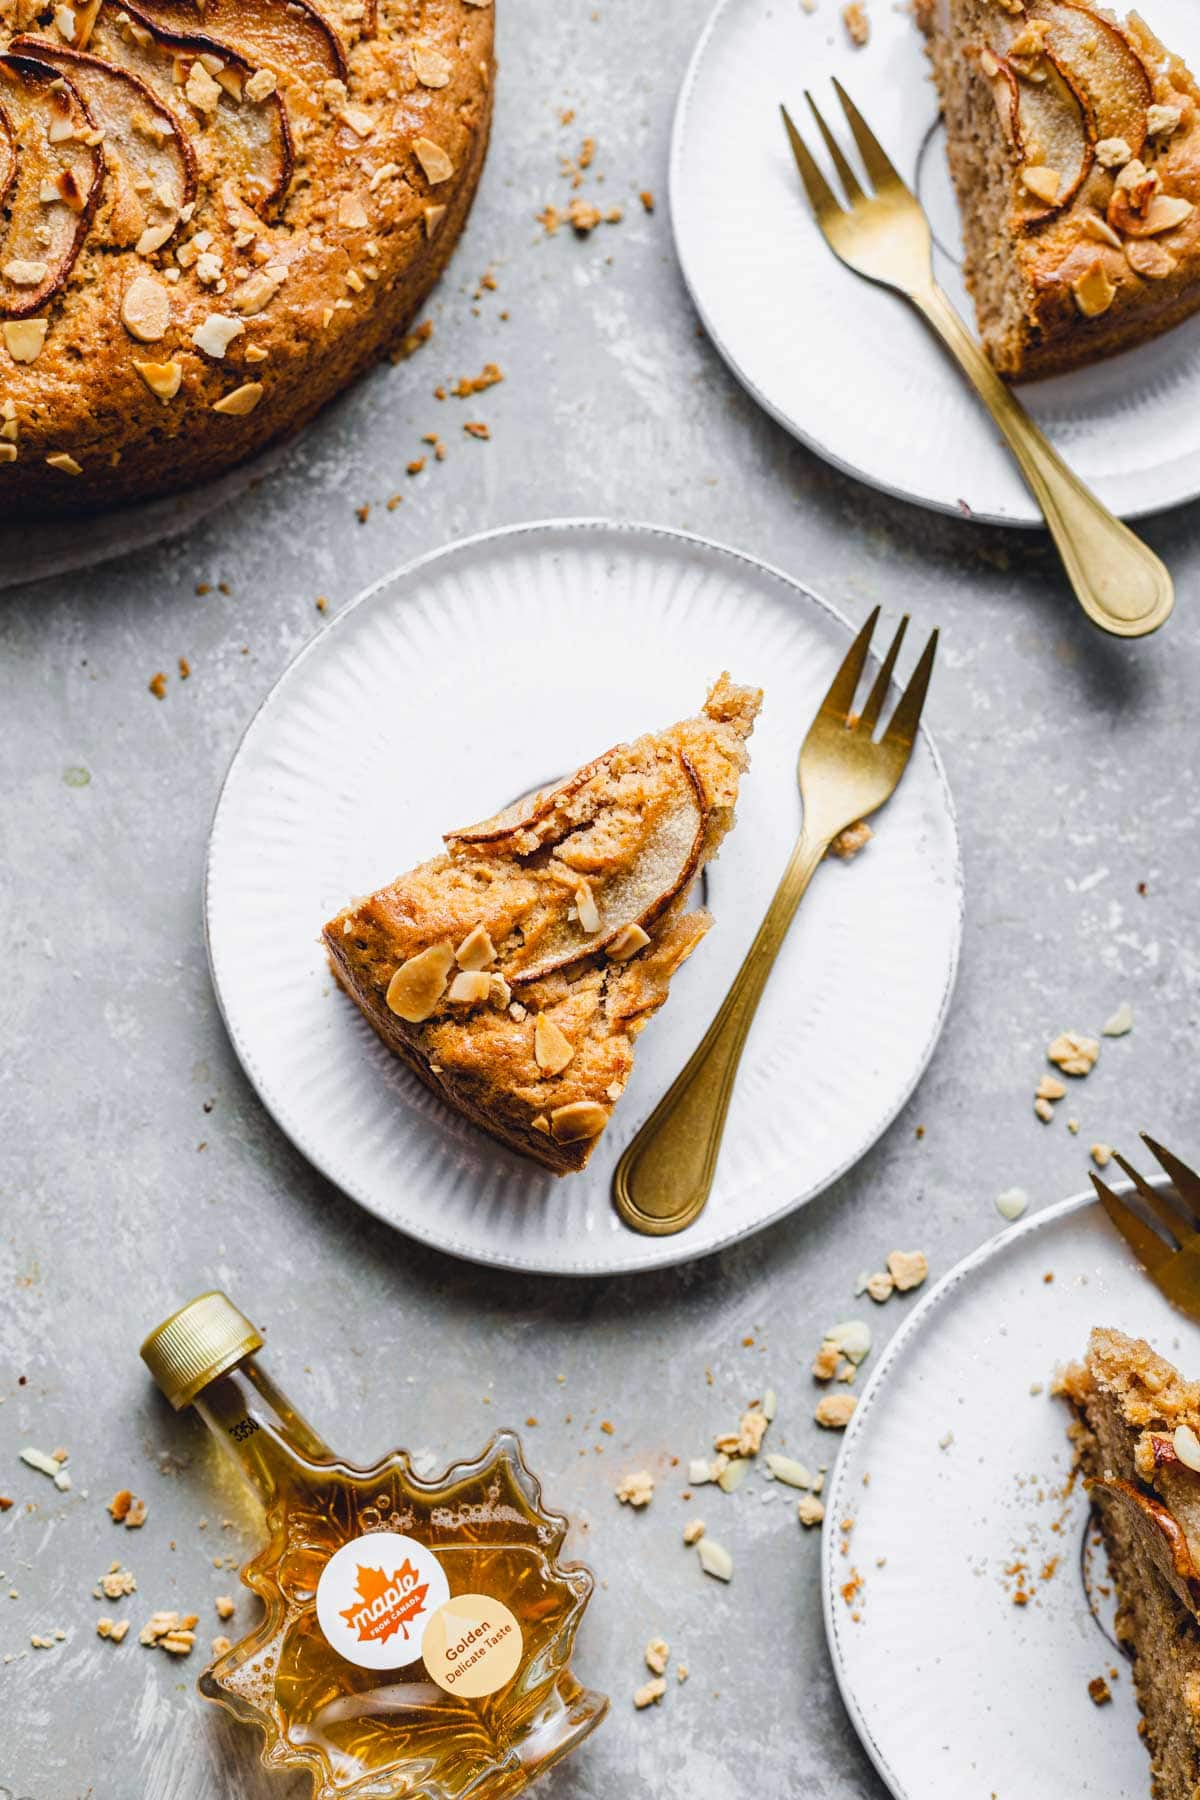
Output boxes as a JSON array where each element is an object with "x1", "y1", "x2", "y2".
[{"x1": 141, "y1": 1292, "x2": 607, "y2": 1798}]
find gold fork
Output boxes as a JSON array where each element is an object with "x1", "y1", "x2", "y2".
[
  {"x1": 1092, "y1": 1134, "x2": 1200, "y2": 1323},
  {"x1": 612, "y1": 607, "x2": 935, "y2": 1236},
  {"x1": 782, "y1": 83, "x2": 1173, "y2": 641}
]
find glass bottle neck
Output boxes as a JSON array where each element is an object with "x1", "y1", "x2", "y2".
[{"x1": 193, "y1": 1355, "x2": 334, "y2": 1506}]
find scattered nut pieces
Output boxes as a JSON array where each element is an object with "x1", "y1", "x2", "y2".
[
  {"x1": 996, "y1": 1186, "x2": 1029, "y2": 1222},
  {"x1": 1035, "y1": 1096, "x2": 1055, "y2": 1123},
  {"x1": 96, "y1": 1617, "x2": 131, "y2": 1642},
  {"x1": 1090, "y1": 1143, "x2": 1112, "y2": 1168},
  {"x1": 765, "y1": 1454, "x2": 816, "y2": 1490},
  {"x1": 615, "y1": 1469, "x2": 655, "y2": 1508},
  {"x1": 21, "y1": 1446, "x2": 71, "y2": 1488},
  {"x1": 121, "y1": 275, "x2": 171, "y2": 342},
  {"x1": 1036, "y1": 1076, "x2": 1067, "y2": 1102},
  {"x1": 865, "y1": 1271, "x2": 894, "y2": 1304},
  {"x1": 99, "y1": 1563, "x2": 136, "y2": 1599},
  {"x1": 797, "y1": 1495, "x2": 826, "y2": 1528},
  {"x1": 829, "y1": 820, "x2": 872, "y2": 860},
  {"x1": 842, "y1": 0, "x2": 869, "y2": 43},
  {"x1": 644, "y1": 1636, "x2": 669, "y2": 1676},
  {"x1": 1047, "y1": 1032, "x2": 1099, "y2": 1077},
  {"x1": 682, "y1": 1518, "x2": 705, "y2": 1545},
  {"x1": 815, "y1": 1392, "x2": 857, "y2": 1429},
  {"x1": 140, "y1": 1610, "x2": 198, "y2": 1655},
  {"x1": 696, "y1": 1537, "x2": 733, "y2": 1581},
  {"x1": 887, "y1": 1249, "x2": 928, "y2": 1292},
  {"x1": 214, "y1": 1595, "x2": 235, "y2": 1620},
  {"x1": 1101, "y1": 1002, "x2": 1133, "y2": 1038},
  {"x1": 212, "y1": 1634, "x2": 232, "y2": 1657},
  {"x1": 634, "y1": 1676, "x2": 667, "y2": 1708},
  {"x1": 386, "y1": 943, "x2": 454, "y2": 1022}
]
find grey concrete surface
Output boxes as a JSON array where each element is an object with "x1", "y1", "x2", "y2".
[{"x1": 3, "y1": 1, "x2": 1199, "y2": 1796}]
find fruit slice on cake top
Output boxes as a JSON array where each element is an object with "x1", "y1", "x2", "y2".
[
  {"x1": 917, "y1": 0, "x2": 1200, "y2": 378},
  {"x1": 324, "y1": 677, "x2": 761, "y2": 1176}
]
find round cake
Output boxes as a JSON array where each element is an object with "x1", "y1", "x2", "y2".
[{"x1": 0, "y1": 0, "x2": 494, "y2": 510}]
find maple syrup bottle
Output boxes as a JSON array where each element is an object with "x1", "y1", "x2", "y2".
[{"x1": 141, "y1": 1292, "x2": 608, "y2": 1798}]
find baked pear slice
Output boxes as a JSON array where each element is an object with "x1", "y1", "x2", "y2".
[
  {"x1": 323, "y1": 676, "x2": 762, "y2": 1176},
  {"x1": 11, "y1": 38, "x2": 196, "y2": 251},
  {"x1": 0, "y1": 55, "x2": 102, "y2": 318},
  {"x1": 918, "y1": 0, "x2": 1200, "y2": 378},
  {"x1": 123, "y1": 0, "x2": 347, "y2": 92}
]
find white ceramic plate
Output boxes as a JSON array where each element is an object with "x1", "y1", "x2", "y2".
[
  {"x1": 822, "y1": 1181, "x2": 1200, "y2": 1799},
  {"x1": 205, "y1": 519, "x2": 962, "y2": 1276},
  {"x1": 671, "y1": 0, "x2": 1200, "y2": 525}
]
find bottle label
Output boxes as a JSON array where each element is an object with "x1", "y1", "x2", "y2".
[
  {"x1": 316, "y1": 1532, "x2": 450, "y2": 1669},
  {"x1": 422, "y1": 1594, "x2": 524, "y2": 1698}
]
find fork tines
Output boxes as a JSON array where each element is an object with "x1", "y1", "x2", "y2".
[
  {"x1": 1092, "y1": 1134, "x2": 1200, "y2": 1316},
  {"x1": 781, "y1": 79, "x2": 906, "y2": 217},
  {"x1": 818, "y1": 605, "x2": 938, "y2": 748}
]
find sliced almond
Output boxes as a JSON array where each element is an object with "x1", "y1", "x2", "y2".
[
  {"x1": 121, "y1": 275, "x2": 171, "y2": 342},
  {"x1": 337, "y1": 191, "x2": 369, "y2": 229},
  {"x1": 534, "y1": 1012, "x2": 576, "y2": 1075},
  {"x1": 608, "y1": 923, "x2": 650, "y2": 962},
  {"x1": 454, "y1": 924, "x2": 495, "y2": 970},
  {"x1": 696, "y1": 1537, "x2": 733, "y2": 1581},
  {"x1": 385, "y1": 942, "x2": 454, "y2": 1021},
  {"x1": 413, "y1": 135, "x2": 454, "y2": 184},
  {"x1": 423, "y1": 203, "x2": 447, "y2": 237},
  {"x1": 549, "y1": 1100, "x2": 609, "y2": 1143},
  {"x1": 448, "y1": 970, "x2": 492, "y2": 1004},
  {"x1": 1071, "y1": 258, "x2": 1116, "y2": 318},
  {"x1": 3, "y1": 319, "x2": 48, "y2": 362},
  {"x1": 339, "y1": 105, "x2": 374, "y2": 137},
  {"x1": 765, "y1": 1454, "x2": 815, "y2": 1490},
  {"x1": 191, "y1": 313, "x2": 244, "y2": 359},
  {"x1": 46, "y1": 451, "x2": 82, "y2": 474},
  {"x1": 0, "y1": 443, "x2": 15, "y2": 464},
  {"x1": 1125, "y1": 238, "x2": 1175, "y2": 279},
  {"x1": 1020, "y1": 165, "x2": 1061, "y2": 203},
  {"x1": 133, "y1": 357, "x2": 181, "y2": 400},
  {"x1": 575, "y1": 878, "x2": 601, "y2": 935},
  {"x1": 1136, "y1": 195, "x2": 1194, "y2": 236},
  {"x1": 1082, "y1": 212, "x2": 1123, "y2": 249},
  {"x1": 412, "y1": 42, "x2": 451, "y2": 86},
  {"x1": 3, "y1": 259, "x2": 49, "y2": 286},
  {"x1": 212, "y1": 381, "x2": 264, "y2": 416},
  {"x1": 244, "y1": 68, "x2": 276, "y2": 103},
  {"x1": 1173, "y1": 1424, "x2": 1200, "y2": 1472}
]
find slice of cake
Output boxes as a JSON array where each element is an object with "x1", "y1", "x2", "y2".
[
  {"x1": 1058, "y1": 1327, "x2": 1200, "y2": 1795},
  {"x1": 324, "y1": 676, "x2": 761, "y2": 1175},
  {"x1": 917, "y1": 0, "x2": 1200, "y2": 378}
]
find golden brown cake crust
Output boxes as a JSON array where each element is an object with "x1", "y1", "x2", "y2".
[
  {"x1": 324, "y1": 676, "x2": 762, "y2": 1176},
  {"x1": 921, "y1": 0, "x2": 1200, "y2": 379},
  {"x1": 0, "y1": 0, "x2": 493, "y2": 510}
]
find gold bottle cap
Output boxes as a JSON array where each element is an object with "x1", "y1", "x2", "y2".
[{"x1": 140, "y1": 1291, "x2": 263, "y2": 1411}]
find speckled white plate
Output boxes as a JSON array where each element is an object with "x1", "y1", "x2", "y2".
[
  {"x1": 671, "y1": 0, "x2": 1200, "y2": 525},
  {"x1": 205, "y1": 519, "x2": 962, "y2": 1275},
  {"x1": 822, "y1": 1180, "x2": 1200, "y2": 1799}
]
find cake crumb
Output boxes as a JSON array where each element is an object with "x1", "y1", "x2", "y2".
[
  {"x1": 815, "y1": 1393, "x2": 857, "y2": 1430},
  {"x1": 1088, "y1": 1676, "x2": 1113, "y2": 1706},
  {"x1": 829, "y1": 820, "x2": 872, "y2": 859},
  {"x1": 887, "y1": 1249, "x2": 928, "y2": 1292},
  {"x1": 644, "y1": 1636, "x2": 669, "y2": 1675},
  {"x1": 212, "y1": 1634, "x2": 232, "y2": 1657},
  {"x1": 798, "y1": 1495, "x2": 826, "y2": 1528},
  {"x1": 148, "y1": 672, "x2": 167, "y2": 700},
  {"x1": 615, "y1": 1470, "x2": 655, "y2": 1508},
  {"x1": 842, "y1": 1, "x2": 869, "y2": 43},
  {"x1": 634, "y1": 1676, "x2": 666, "y2": 1708},
  {"x1": 1091, "y1": 1143, "x2": 1113, "y2": 1168},
  {"x1": 682, "y1": 1518, "x2": 705, "y2": 1545},
  {"x1": 1047, "y1": 1032, "x2": 1099, "y2": 1076},
  {"x1": 215, "y1": 1595, "x2": 235, "y2": 1620}
]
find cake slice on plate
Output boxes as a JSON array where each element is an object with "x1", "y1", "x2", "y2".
[
  {"x1": 324, "y1": 676, "x2": 761, "y2": 1175},
  {"x1": 917, "y1": 0, "x2": 1200, "y2": 378},
  {"x1": 1059, "y1": 1327, "x2": 1200, "y2": 1795}
]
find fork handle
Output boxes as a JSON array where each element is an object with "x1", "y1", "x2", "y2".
[
  {"x1": 611, "y1": 827, "x2": 828, "y2": 1236},
  {"x1": 911, "y1": 282, "x2": 1173, "y2": 639}
]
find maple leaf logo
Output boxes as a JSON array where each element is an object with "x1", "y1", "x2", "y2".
[{"x1": 339, "y1": 1559, "x2": 430, "y2": 1647}]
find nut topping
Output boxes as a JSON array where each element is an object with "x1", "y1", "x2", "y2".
[
  {"x1": 413, "y1": 136, "x2": 454, "y2": 184},
  {"x1": 1174, "y1": 1425, "x2": 1200, "y2": 1473},
  {"x1": 212, "y1": 381, "x2": 264, "y2": 416},
  {"x1": 448, "y1": 970, "x2": 492, "y2": 1004},
  {"x1": 412, "y1": 43, "x2": 451, "y2": 87},
  {"x1": 575, "y1": 878, "x2": 601, "y2": 935},
  {"x1": 192, "y1": 313, "x2": 245, "y2": 359},
  {"x1": 133, "y1": 358, "x2": 182, "y2": 401},
  {"x1": 534, "y1": 1013, "x2": 576, "y2": 1075},
  {"x1": 385, "y1": 942, "x2": 454, "y2": 1021},
  {"x1": 1095, "y1": 136, "x2": 1132, "y2": 169},
  {"x1": 1020, "y1": 165, "x2": 1061, "y2": 204},
  {"x1": 608, "y1": 923, "x2": 650, "y2": 961},
  {"x1": 1071, "y1": 259, "x2": 1117, "y2": 318},
  {"x1": 121, "y1": 275, "x2": 170, "y2": 342},
  {"x1": 549, "y1": 1100, "x2": 610, "y2": 1142},
  {"x1": 454, "y1": 924, "x2": 496, "y2": 970},
  {"x1": 3, "y1": 319, "x2": 48, "y2": 363},
  {"x1": 3, "y1": 259, "x2": 49, "y2": 286}
]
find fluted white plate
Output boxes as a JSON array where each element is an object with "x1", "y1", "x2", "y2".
[
  {"x1": 206, "y1": 520, "x2": 962, "y2": 1275},
  {"x1": 672, "y1": 0, "x2": 1200, "y2": 525},
  {"x1": 823, "y1": 1179, "x2": 1200, "y2": 1799}
]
